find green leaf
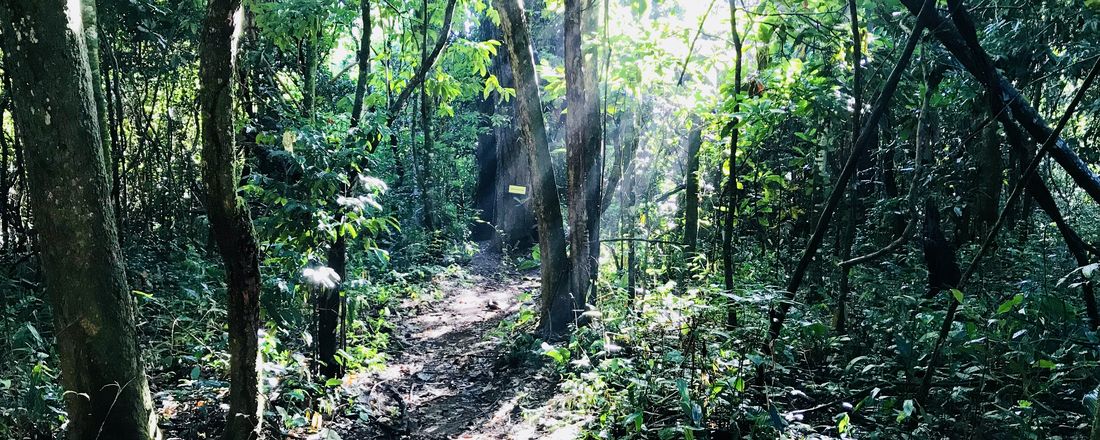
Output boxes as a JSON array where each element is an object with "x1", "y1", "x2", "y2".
[
  {"x1": 950, "y1": 289, "x2": 964, "y2": 304},
  {"x1": 1035, "y1": 359, "x2": 1056, "y2": 369},
  {"x1": 190, "y1": 366, "x2": 201, "y2": 380},
  {"x1": 837, "y1": 412, "x2": 850, "y2": 434},
  {"x1": 132, "y1": 290, "x2": 153, "y2": 299},
  {"x1": 325, "y1": 378, "x2": 343, "y2": 387},
  {"x1": 997, "y1": 294, "x2": 1024, "y2": 314}
]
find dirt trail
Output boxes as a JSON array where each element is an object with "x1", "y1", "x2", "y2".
[{"x1": 345, "y1": 249, "x2": 577, "y2": 439}]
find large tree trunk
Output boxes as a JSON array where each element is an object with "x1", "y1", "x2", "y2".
[
  {"x1": 0, "y1": 1, "x2": 159, "y2": 438},
  {"x1": 472, "y1": 20, "x2": 500, "y2": 243},
  {"x1": 564, "y1": 0, "x2": 602, "y2": 313},
  {"x1": 492, "y1": 57, "x2": 536, "y2": 252},
  {"x1": 198, "y1": 1, "x2": 265, "y2": 438},
  {"x1": 493, "y1": 0, "x2": 572, "y2": 338}
]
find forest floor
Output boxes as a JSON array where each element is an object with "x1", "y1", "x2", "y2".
[
  {"x1": 333, "y1": 247, "x2": 583, "y2": 440},
  {"x1": 158, "y1": 247, "x2": 584, "y2": 440}
]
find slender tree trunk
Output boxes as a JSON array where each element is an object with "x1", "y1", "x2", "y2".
[
  {"x1": 417, "y1": 0, "x2": 436, "y2": 232},
  {"x1": 564, "y1": 0, "x2": 602, "y2": 313},
  {"x1": 764, "y1": 2, "x2": 930, "y2": 356},
  {"x1": 81, "y1": 0, "x2": 111, "y2": 168},
  {"x1": 319, "y1": 0, "x2": 372, "y2": 379},
  {"x1": 0, "y1": 94, "x2": 9, "y2": 251},
  {"x1": 835, "y1": 0, "x2": 861, "y2": 334},
  {"x1": 723, "y1": 0, "x2": 743, "y2": 328},
  {"x1": 198, "y1": 1, "x2": 265, "y2": 438},
  {"x1": 302, "y1": 27, "x2": 319, "y2": 119},
  {"x1": 493, "y1": 0, "x2": 572, "y2": 338},
  {"x1": 682, "y1": 122, "x2": 702, "y2": 260},
  {"x1": 0, "y1": 1, "x2": 159, "y2": 438}
]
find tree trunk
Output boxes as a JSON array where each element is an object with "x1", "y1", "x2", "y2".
[
  {"x1": 472, "y1": 20, "x2": 500, "y2": 244},
  {"x1": 319, "y1": 0, "x2": 372, "y2": 380},
  {"x1": 564, "y1": 0, "x2": 602, "y2": 313},
  {"x1": 493, "y1": 0, "x2": 572, "y2": 338},
  {"x1": 198, "y1": 0, "x2": 265, "y2": 438},
  {"x1": 417, "y1": 0, "x2": 436, "y2": 232},
  {"x1": 682, "y1": 122, "x2": 702, "y2": 260},
  {"x1": 492, "y1": 52, "x2": 536, "y2": 253},
  {"x1": 835, "y1": 0, "x2": 862, "y2": 334},
  {"x1": 967, "y1": 123, "x2": 1002, "y2": 240},
  {"x1": 0, "y1": 1, "x2": 159, "y2": 438},
  {"x1": 723, "y1": 0, "x2": 743, "y2": 328}
]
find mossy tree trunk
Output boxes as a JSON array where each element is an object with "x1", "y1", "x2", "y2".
[
  {"x1": 198, "y1": 0, "x2": 265, "y2": 438},
  {"x1": 0, "y1": 1, "x2": 159, "y2": 438}
]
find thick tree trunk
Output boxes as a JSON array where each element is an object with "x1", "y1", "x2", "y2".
[
  {"x1": 564, "y1": 0, "x2": 603, "y2": 313},
  {"x1": 0, "y1": 1, "x2": 159, "y2": 438},
  {"x1": 472, "y1": 20, "x2": 500, "y2": 243},
  {"x1": 198, "y1": 0, "x2": 265, "y2": 438},
  {"x1": 493, "y1": 0, "x2": 572, "y2": 338}
]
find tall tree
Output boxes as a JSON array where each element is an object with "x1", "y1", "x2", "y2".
[
  {"x1": 722, "y1": 0, "x2": 743, "y2": 328},
  {"x1": 682, "y1": 120, "x2": 702, "y2": 260},
  {"x1": 493, "y1": 0, "x2": 573, "y2": 337},
  {"x1": 834, "y1": 0, "x2": 862, "y2": 334},
  {"x1": 320, "y1": 0, "x2": 373, "y2": 380},
  {"x1": 0, "y1": 1, "x2": 159, "y2": 438},
  {"x1": 198, "y1": 0, "x2": 265, "y2": 438},
  {"x1": 564, "y1": 0, "x2": 603, "y2": 312},
  {"x1": 416, "y1": 0, "x2": 438, "y2": 232}
]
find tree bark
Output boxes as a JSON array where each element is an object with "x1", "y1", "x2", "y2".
[
  {"x1": 835, "y1": 0, "x2": 862, "y2": 334},
  {"x1": 723, "y1": 0, "x2": 743, "y2": 328},
  {"x1": 682, "y1": 122, "x2": 703, "y2": 260},
  {"x1": 564, "y1": 0, "x2": 603, "y2": 313},
  {"x1": 0, "y1": 1, "x2": 159, "y2": 438},
  {"x1": 493, "y1": 0, "x2": 572, "y2": 338},
  {"x1": 198, "y1": 0, "x2": 265, "y2": 438}
]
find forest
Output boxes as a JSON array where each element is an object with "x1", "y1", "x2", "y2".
[{"x1": 1, "y1": 0, "x2": 1099, "y2": 438}]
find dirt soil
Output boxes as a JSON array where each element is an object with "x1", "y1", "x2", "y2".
[{"x1": 336, "y1": 248, "x2": 580, "y2": 439}]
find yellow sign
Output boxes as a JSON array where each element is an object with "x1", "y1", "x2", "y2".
[{"x1": 507, "y1": 185, "x2": 528, "y2": 195}]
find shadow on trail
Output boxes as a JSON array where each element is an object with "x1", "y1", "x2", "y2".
[{"x1": 342, "y1": 249, "x2": 564, "y2": 439}]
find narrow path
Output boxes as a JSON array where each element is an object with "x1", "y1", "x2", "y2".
[{"x1": 342, "y1": 249, "x2": 573, "y2": 439}]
